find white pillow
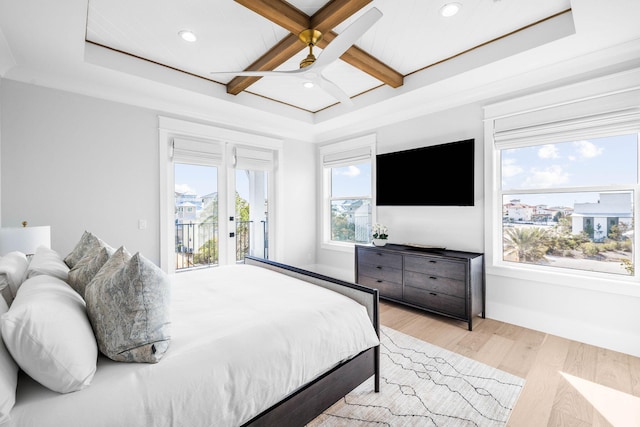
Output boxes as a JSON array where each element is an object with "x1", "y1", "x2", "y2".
[
  {"x1": 0, "y1": 275, "x2": 98, "y2": 393},
  {"x1": 0, "y1": 297, "x2": 18, "y2": 423},
  {"x1": 0, "y1": 251, "x2": 29, "y2": 305},
  {"x1": 25, "y1": 246, "x2": 70, "y2": 282}
]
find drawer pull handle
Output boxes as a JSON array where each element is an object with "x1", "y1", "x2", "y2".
[
  {"x1": 377, "y1": 280, "x2": 383, "y2": 283},
  {"x1": 376, "y1": 266, "x2": 382, "y2": 269},
  {"x1": 430, "y1": 292, "x2": 437, "y2": 296},
  {"x1": 429, "y1": 260, "x2": 437, "y2": 263},
  {"x1": 430, "y1": 276, "x2": 437, "y2": 280}
]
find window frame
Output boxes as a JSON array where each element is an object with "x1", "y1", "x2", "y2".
[
  {"x1": 319, "y1": 134, "x2": 376, "y2": 252},
  {"x1": 483, "y1": 69, "x2": 640, "y2": 297}
]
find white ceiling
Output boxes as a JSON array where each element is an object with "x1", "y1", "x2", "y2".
[{"x1": 1, "y1": 0, "x2": 639, "y2": 142}]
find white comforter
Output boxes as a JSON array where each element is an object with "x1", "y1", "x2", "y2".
[{"x1": 7, "y1": 264, "x2": 379, "y2": 427}]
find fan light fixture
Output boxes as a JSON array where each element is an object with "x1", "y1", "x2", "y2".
[
  {"x1": 298, "y1": 29, "x2": 323, "y2": 68},
  {"x1": 178, "y1": 30, "x2": 197, "y2": 42},
  {"x1": 440, "y1": 2, "x2": 462, "y2": 17},
  {"x1": 302, "y1": 81, "x2": 315, "y2": 89}
]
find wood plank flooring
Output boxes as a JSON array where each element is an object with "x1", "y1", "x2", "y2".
[{"x1": 379, "y1": 300, "x2": 640, "y2": 427}]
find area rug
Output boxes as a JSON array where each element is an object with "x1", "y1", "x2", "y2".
[{"x1": 308, "y1": 326, "x2": 525, "y2": 427}]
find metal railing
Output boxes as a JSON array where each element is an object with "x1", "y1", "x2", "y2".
[{"x1": 175, "y1": 220, "x2": 267, "y2": 270}]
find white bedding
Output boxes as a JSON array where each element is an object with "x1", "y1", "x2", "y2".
[{"x1": 6, "y1": 264, "x2": 379, "y2": 427}]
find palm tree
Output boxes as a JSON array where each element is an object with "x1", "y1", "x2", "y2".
[{"x1": 503, "y1": 227, "x2": 549, "y2": 262}]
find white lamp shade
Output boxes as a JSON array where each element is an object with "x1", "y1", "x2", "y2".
[{"x1": 0, "y1": 226, "x2": 51, "y2": 256}]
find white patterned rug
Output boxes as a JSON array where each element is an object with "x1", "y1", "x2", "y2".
[{"x1": 308, "y1": 326, "x2": 525, "y2": 427}]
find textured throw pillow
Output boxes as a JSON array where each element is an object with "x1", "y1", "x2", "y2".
[
  {"x1": 0, "y1": 252, "x2": 29, "y2": 305},
  {"x1": 64, "y1": 231, "x2": 101, "y2": 269},
  {"x1": 0, "y1": 298, "x2": 18, "y2": 423},
  {"x1": 0, "y1": 275, "x2": 98, "y2": 394},
  {"x1": 68, "y1": 244, "x2": 114, "y2": 297},
  {"x1": 85, "y1": 251, "x2": 171, "y2": 363},
  {"x1": 25, "y1": 246, "x2": 70, "y2": 282}
]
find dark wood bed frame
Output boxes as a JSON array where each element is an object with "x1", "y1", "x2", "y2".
[{"x1": 241, "y1": 256, "x2": 380, "y2": 427}]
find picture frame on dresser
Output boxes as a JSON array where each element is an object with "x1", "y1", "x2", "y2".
[{"x1": 355, "y1": 243, "x2": 485, "y2": 330}]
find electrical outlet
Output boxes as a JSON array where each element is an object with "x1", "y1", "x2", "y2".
[{"x1": 138, "y1": 219, "x2": 147, "y2": 230}]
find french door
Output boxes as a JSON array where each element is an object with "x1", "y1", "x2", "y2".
[
  {"x1": 170, "y1": 145, "x2": 273, "y2": 271},
  {"x1": 158, "y1": 116, "x2": 281, "y2": 274}
]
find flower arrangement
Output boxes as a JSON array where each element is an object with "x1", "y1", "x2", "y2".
[{"x1": 372, "y1": 224, "x2": 389, "y2": 240}]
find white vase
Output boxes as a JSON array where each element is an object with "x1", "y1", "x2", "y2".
[{"x1": 372, "y1": 239, "x2": 387, "y2": 247}]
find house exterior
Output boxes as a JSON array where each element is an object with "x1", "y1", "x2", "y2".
[{"x1": 571, "y1": 192, "x2": 633, "y2": 241}]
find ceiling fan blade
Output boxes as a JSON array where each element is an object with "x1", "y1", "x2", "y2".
[
  {"x1": 314, "y1": 7, "x2": 383, "y2": 69},
  {"x1": 210, "y1": 68, "x2": 306, "y2": 77},
  {"x1": 316, "y1": 76, "x2": 353, "y2": 106}
]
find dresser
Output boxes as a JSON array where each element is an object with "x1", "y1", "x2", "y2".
[{"x1": 355, "y1": 244, "x2": 484, "y2": 330}]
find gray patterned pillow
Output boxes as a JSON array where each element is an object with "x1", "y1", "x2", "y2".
[
  {"x1": 68, "y1": 244, "x2": 114, "y2": 297},
  {"x1": 64, "y1": 231, "x2": 101, "y2": 269},
  {"x1": 85, "y1": 250, "x2": 171, "y2": 363}
]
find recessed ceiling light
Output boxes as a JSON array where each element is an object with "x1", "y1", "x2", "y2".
[
  {"x1": 302, "y1": 81, "x2": 315, "y2": 89},
  {"x1": 440, "y1": 2, "x2": 462, "y2": 17},
  {"x1": 178, "y1": 30, "x2": 197, "y2": 42}
]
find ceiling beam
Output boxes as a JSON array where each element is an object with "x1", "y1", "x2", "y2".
[
  {"x1": 227, "y1": 33, "x2": 302, "y2": 95},
  {"x1": 317, "y1": 32, "x2": 404, "y2": 88},
  {"x1": 234, "y1": 0, "x2": 309, "y2": 35},
  {"x1": 229, "y1": 0, "x2": 402, "y2": 94},
  {"x1": 310, "y1": 0, "x2": 371, "y2": 33}
]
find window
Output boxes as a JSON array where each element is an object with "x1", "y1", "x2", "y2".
[
  {"x1": 500, "y1": 134, "x2": 637, "y2": 275},
  {"x1": 320, "y1": 135, "x2": 375, "y2": 247},
  {"x1": 485, "y1": 74, "x2": 640, "y2": 281}
]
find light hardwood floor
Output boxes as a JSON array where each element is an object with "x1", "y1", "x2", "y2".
[{"x1": 379, "y1": 300, "x2": 640, "y2": 427}]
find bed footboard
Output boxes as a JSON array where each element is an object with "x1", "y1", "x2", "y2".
[
  {"x1": 244, "y1": 256, "x2": 379, "y2": 328},
  {"x1": 242, "y1": 256, "x2": 380, "y2": 426}
]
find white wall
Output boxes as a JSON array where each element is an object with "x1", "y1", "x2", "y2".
[
  {"x1": 375, "y1": 103, "x2": 485, "y2": 253},
  {"x1": 1, "y1": 80, "x2": 160, "y2": 262},
  {"x1": 0, "y1": 80, "x2": 317, "y2": 267},
  {"x1": 277, "y1": 139, "x2": 316, "y2": 266},
  {"x1": 316, "y1": 102, "x2": 484, "y2": 273}
]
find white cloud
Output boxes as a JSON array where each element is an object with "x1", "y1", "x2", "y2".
[
  {"x1": 522, "y1": 165, "x2": 569, "y2": 188},
  {"x1": 573, "y1": 140, "x2": 603, "y2": 158},
  {"x1": 175, "y1": 183, "x2": 196, "y2": 194},
  {"x1": 538, "y1": 144, "x2": 560, "y2": 159},
  {"x1": 336, "y1": 165, "x2": 361, "y2": 177},
  {"x1": 501, "y1": 158, "x2": 523, "y2": 178}
]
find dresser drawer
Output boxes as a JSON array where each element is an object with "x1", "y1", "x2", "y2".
[
  {"x1": 358, "y1": 263, "x2": 402, "y2": 284},
  {"x1": 404, "y1": 270, "x2": 465, "y2": 297},
  {"x1": 404, "y1": 255, "x2": 466, "y2": 281},
  {"x1": 403, "y1": 286, "x2": 466, "y2": 318},
  {"x1": 357, "y1": 274, "x2": 403, "y2": 300},
  {"x1": 357, "y1": 249, "x2": 403, "y2": 269}
]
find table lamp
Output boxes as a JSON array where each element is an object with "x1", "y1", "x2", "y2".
[{"x1": 0, "y1": 221, "x2": 51, "y2": 256}]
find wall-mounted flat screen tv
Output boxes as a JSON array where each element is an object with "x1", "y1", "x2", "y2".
[{"x1": 376, "y1": 139, "x2": 474, "y2": 206}]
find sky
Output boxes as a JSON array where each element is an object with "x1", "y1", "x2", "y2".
[
  {"x1": 331, "y1": 162, "x2": 372, "y2": 197},
  {"x1": 174, "y1": 163, "x2": 249, "y2": 199},
  {"x1": 501, "y1": 133, "x2": 637, "y2": 207}
]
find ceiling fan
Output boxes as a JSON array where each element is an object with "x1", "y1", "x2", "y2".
[{"x1": 210, "y1": 7, "x2": 383, "y2": 106}]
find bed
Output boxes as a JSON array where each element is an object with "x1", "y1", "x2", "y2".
[{"x1": 0, "y1": 245, "x2": 380, "y2": 427}]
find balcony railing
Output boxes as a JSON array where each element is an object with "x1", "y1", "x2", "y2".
[{"x1": 175, "y1": 220, "x2": 267, "y2": 271}]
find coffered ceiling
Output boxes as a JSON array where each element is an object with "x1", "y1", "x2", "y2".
[
  {"x1": 1, "y1": 0, "x2": 639, "y2": 141},
  {"x1": 84, "y1": 0, "x2": 572, "y2": 112}
]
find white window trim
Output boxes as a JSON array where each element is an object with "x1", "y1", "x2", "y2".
[
  {"x1": 483, "y1": 68, "x2": 640, "y2": 298},
  {"x1": 319, "y1": 134, "x2": 376, "y2": 252},
  {"x1": 158, "y1": 116, "x2": 283, "y2": 273}
]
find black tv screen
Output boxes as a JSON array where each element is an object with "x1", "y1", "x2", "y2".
[{"x1": 376, "y1": 139, "x2": 474, "y2": 206}]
